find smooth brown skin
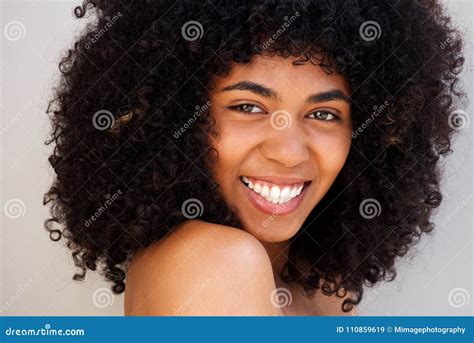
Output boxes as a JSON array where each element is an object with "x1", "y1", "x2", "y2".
[{"x1": 125, "y1": 55, "x2": 356, "y2": 316}]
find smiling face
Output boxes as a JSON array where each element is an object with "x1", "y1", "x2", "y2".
[{"x1": 207, "y1": 55, "x2": 352, "y2": 243}]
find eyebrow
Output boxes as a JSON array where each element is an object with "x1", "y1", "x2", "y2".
[{"x1": 221, "y1": 81, "x2": 350, "y2": 104}]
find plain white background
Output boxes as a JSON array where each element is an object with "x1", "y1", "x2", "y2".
[{"x1": 1, "y1": 0, "x2": 473, "y2": 316}]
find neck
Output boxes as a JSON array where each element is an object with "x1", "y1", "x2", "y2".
[{"x1": 260, "y1": 240, "x2": 290, "y2": 283}]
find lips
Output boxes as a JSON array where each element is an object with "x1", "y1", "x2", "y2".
[
  {"x1": 240, "y1": 175, "x2": 311, "y2": 215},
  {"x1": 240, "y1": 176, "x2": 306, "y2": 204}
]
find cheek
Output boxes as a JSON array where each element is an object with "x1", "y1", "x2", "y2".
[
  {"x1": 309, "y1": 129, "x2": 352, "y2": 178},
  {"x1": 210, "y1": 121, "x2": 260, "y2": 182}
]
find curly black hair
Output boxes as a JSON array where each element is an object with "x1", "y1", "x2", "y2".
[{"x1": 44, "y1": 0, "x2": 465, "y2": 312}]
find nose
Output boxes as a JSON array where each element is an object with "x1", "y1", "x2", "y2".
[{"x1": 259, "y1": 116, "x2": 311, "y2": 168}]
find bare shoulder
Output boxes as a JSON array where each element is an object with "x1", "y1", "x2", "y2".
[{"x1": 125, "y1": 219, "x2": 278, "y2": 316}]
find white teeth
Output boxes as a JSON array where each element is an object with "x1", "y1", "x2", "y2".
[
  {"x1": 290, "y1": 188, "x2": 297, "y2": 197},
  {"x1": 278, "y1": 187, "x2": 291, "y2": 204},
  {"x1": 241, "y1": 176, "x2": 306, "y2": 205},
  {"x1": 270, "y1": 186, "x2": 280, "y2": 199},
  {"x1": 280, "y1": 187, "x2": 290, "y2": 199},
  {"x1": 253, "y1": 183, "x2": 262, "y2": 193}
]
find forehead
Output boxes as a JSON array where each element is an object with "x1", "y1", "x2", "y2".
[{"x1": 212, "y1": 54, "x2": 350, "y2": 95}]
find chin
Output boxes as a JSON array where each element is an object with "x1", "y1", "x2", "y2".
[{"x1": 240, "y1": 216, "x2": 304, "y2": 243}]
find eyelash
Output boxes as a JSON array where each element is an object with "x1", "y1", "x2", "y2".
[{"x1": 227, "y1": 104, "x2": 340, "y2": 121}]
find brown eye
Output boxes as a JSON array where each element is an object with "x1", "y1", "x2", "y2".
[
  {"x1": 307, "y1": 110, "x2": 338, "y2": 121},
  {"x1": 229, "y1": 104, "x2": 265, "y2": 114}
]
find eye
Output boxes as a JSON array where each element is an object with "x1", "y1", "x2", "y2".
[
  {"x1": 228, "y1": 103, "x2": 266, "y2": 114},
  {"x1": 307, "y1": 110, "x2": 339, "y2": 121}
]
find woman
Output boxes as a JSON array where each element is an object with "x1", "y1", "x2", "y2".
[{"x1": 44, "y1": 0, "x2": 465, "y2": 316}]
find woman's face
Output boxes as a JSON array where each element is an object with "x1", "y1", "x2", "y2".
[{"x1": 208, "y1": 55, "x2": 352, "y2": 243}]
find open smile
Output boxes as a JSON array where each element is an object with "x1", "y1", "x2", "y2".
[{"x1": 239, "y1": 176, "x2": 312, "y2": 215}]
